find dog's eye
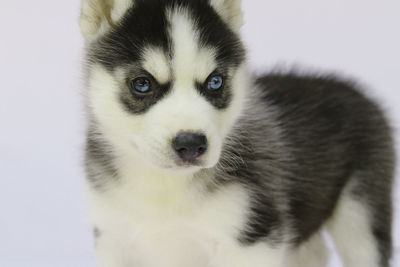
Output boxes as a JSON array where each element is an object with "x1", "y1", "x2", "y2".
[
  {"x1": 207, "y1": 75, "x2": 224, "y2": 91},
  {"x1": 130, "y1": 77, "x2": 151, "y2": 94}
]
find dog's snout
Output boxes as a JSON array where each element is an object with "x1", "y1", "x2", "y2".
[{"x1": 173, "y1": 133, "x2": 208, "y2": 162}]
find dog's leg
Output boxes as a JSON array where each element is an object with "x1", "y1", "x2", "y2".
[
  {"x1": 285, "y1": 232, "x2": 328, "y2": 267},
  {"x1": 326, "y1": 179, "x2": 392, "y2": 267}
]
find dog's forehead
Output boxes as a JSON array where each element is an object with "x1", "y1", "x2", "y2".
[
  {"x1": 91, "y1": 0, "x2": 244, "y2": 73},
  {"x1": 141, "y1": 8, "x2": 217, "y2": 85}
]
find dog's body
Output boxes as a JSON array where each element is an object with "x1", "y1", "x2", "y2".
[{"x1": 80, "y1": 1, "x2": 395, "y2": 266}]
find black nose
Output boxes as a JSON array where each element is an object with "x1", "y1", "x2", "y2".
[{"x1": 172, "y1": 133, "x2": 208, "y2": 162}]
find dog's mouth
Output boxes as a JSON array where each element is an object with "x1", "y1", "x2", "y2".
[{"x1": 175, "y1": 158, "x2": 203, "y2": 168}]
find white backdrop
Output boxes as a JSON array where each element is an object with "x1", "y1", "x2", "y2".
[{"x1": 0, "y1": 1, "x2": 398, "y2": 266}]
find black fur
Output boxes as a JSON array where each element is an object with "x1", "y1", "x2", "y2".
[
  {"x1": 86, "y1": 124, "x2": 120, "y2": 190},
  {"x1": 215, "y1": 73, "x2": 395, "y2": 265}
]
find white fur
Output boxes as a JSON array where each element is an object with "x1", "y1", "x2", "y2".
[
  {"x1": 85, "y1": 4, "x2": 284, "y2": 266},
  {"x1": 80, "y1": 0, "x2": 132, "y2": 41},
  {"x1": 209, "y1": 0, "x2": 243, "y2": 31},
  {"x1": 111, "y1": 0, "x2": 133, "y2": 22},
  {"x1": 327, "y1": 181, "x2": 380, "y2": 267},
  {"x1": 88, "y1": 168, "x2": 284, "y2": 267},
  {"x1": 141, "y1": 47, "x2": 171, "y2": 84},
  {"x1": 285, "y1": 232, "x2": 328, "y2": 267}
]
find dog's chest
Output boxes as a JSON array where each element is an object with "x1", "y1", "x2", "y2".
[{"x1": 88, "y1": 174, "x2": 250, "y2": 266}]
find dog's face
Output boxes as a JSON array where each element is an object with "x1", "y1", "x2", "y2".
[{"x1": 81, "y1": 0, "x2": 247, "y2": 172}]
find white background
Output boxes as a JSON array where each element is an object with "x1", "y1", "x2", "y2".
[{"x1": 0, "y1": 1, "x2": 398, "y2": 266}]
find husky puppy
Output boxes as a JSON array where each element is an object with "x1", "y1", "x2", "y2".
[{"x1": 80, "y1": 0, "x2": 395, "y2": 266}]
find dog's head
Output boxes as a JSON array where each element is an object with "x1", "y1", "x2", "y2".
[{"x1": 81, "y1": 0, "x2": 247, "y2": 172}]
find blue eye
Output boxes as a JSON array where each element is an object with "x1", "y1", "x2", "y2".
[
  {"x1": 131, "y1": 77, "x2": 151, "y2": 94},
  {"x1": 207, "y1": 75, "x2": 224, "y2": 91}
]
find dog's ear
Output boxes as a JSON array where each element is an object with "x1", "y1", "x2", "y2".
[
  {"x1": 79, "y1": 0, "x2": 132, "y2": 41},
  {"x1": 209, "y1": 0, "x2": 243, "y2": 32}
]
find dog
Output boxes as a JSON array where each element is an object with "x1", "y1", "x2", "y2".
[{"x1": 79, "y1": 0, "x2": 395, "y2": 266}]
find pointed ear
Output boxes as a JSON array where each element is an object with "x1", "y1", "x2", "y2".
[
  {"x1": 209, "y1": 0, "x2": 243, "y2": 32},
  {"x1": 79, "y1": 0, "x2": 132, "y2": 41}
]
